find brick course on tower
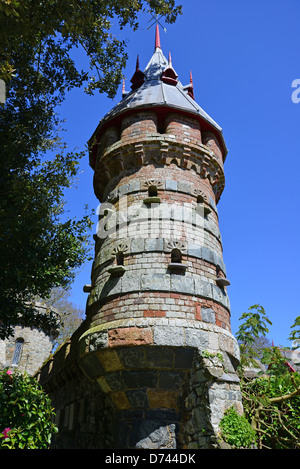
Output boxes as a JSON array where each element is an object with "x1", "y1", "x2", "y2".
[{"x1": 36, "y1": 26, "x2": 242, "y2": 449}]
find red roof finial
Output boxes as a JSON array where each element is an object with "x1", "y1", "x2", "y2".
[
  {"x1": 187, "y1": 70, "x2": 195, "y2": 100},
  {"x1": 136, "y1": 55, "x2": 140, "y2": 71},
  {"x1": 155, "y1": 24, "x2": 161, "y2": 50}
]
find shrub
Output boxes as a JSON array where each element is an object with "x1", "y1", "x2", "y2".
[
  {"x1": 0, "y1": 368, "x2": 58, "y2": 449},
  {"x1": 242, "y1": 373, "x2": 300, "y2": 449},
  {"x1": 220, "y1": 406, "x2": 256, "y2": 448}
]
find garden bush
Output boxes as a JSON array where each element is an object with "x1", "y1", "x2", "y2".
[
  {"x1": 220, "y1": 406, "x2": 256, "y2": 448},
  {"x1": 0, "y1": 368, "x2": 57, "y2": 449}
]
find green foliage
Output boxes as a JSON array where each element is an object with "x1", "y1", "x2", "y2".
[
  {"x1": 220, "y1": 407, "x2": 256, "y2": 448},
  {"x1": 0, "y1": 1, "x2": 181, "y2": 339},
  {"x1": 242, "y1": 372, "x2": 300, "y2": 449},
  {"x1": 289, "y1": 316, "x2": 300, "y2": 349},
  {"x1": 0, "y1": 0, "x2": 182, "y2": 97},
  {"x1": 0, "y1": 144, "x2": 94, "y2": 339},
  {"x1": 236, "y1": 304, "x2": 272, "y2": 371},
  {"x1": 236, "y1": 305, "x2": 300, "y2": 449},
  {"x1": 200, "y1": 350, "x2": 223, "y2": 361},
  {"x1": 0, "y1": 369, "x2": 58, "y2": 449}
]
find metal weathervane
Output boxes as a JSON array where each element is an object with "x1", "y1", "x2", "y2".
[{"x1": 147, "y1": 12, "x2": 167, "y2": 33}]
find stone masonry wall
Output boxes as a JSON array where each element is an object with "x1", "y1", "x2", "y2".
[
  {"x1": 36, "y1": 105, "x2": 241, "y2": 449},
  {"x1": 36, "y1": 314, "x2": 242, "y2": 449},
  {"x1": 92, "y1": 111, "x2": 225, "y2": 203},
  {"x1": 35, "y1": 326, "x2": 117, "y2": 449},
  {"x1": 2, "y1": 325, "x2": 53, "y2": 376}
]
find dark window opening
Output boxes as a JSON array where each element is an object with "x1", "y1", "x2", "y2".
[
  {"x1": 171, "y1": 248, "x2": 182, "y2": 264},
  {"x1": 157, "y1": 116, "x2": 165, "y2": 134},
  {"x1": 197, "y1": 194, "x2": 205, "y2": 204},
  {"x1": 148, "y1": 186, "x2": 158, "y2": 198},
  {"x1": 12, "y1": 338, "x2": 24, "y2": 366},
  {"x1": 116, "y1": 252, "x2": 124, "y2": 266}
]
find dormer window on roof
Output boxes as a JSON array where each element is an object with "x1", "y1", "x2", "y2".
[
  {"x1": 161, "y1": 52, "x2": 178, "y2": 86},
  {"x1": 130, "y1": 55, "x2": 146, "y2": 90}
]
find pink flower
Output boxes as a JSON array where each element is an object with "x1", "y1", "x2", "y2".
[
  {"x1": 2, "y1": 428, "x2": 11, "y2": 438},
  {"x1": 6, "y1": 370, "x2": 12, "y2": 376}
]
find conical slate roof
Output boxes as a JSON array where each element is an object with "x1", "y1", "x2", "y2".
[{"x1": 90, "y1": 25, "x2": 227, "y2": 156}]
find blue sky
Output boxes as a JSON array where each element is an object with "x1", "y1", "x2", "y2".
[{"x1": 57, "y1": 0, "x2": 300, "y2": 347}]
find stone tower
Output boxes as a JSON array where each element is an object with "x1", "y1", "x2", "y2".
[
  {"x1": 78, "y1": 26, "x2": 242, "y2": 449},
  {"x1": 0, "y1": 302, "x2": 59, "y2": 376}
]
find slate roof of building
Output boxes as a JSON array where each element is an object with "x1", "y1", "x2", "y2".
[{"x1": 90, "y1": 25, "x2": 227, "y2": 155}]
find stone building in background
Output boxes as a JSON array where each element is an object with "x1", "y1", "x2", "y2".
[
  {"x1": 36, "y1": 27, "x2": 242, "y2": 449},
  {"x1": 0, "y1": 302, "x2": 59, "y2": 376}
]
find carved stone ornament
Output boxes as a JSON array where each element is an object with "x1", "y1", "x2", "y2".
[
  {"x1": 141, "y1": 179, "x2": 164, "y2": 190},
  {"x1": 192, "y1": 187, "x2": 208, "y2": 203},
  {"x1": 111, "y1": 242, "x2": 130, "y2": 258},
  {"x1": 164, "y1": 240, "x2": 187, "y2": 254}
]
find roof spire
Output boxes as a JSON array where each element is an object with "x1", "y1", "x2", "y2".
[
  {"x1": 155, "y1": 24, "x2": 161, "y2": 50},
  {"x1": 122, "y1": 78, "x2": 127, "y2": 98},
  {"x1": 136, "y1": 55, "x2": 140, "y2": 71},
  {"x1": 187, "y1": 70, "x2": 195, "y2": 100},
  {"x1": 130, "y1": 54, "x2": 146, "y2": 90}
]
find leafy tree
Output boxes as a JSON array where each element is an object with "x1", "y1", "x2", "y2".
[
  {"x1": 0, "y1": 145, "x2": 93, "y2": 340},
  {"x1": 0, "y1": 1, "x2": 182, "y2": 339},
  {"x1": 0, "y1": 368, "x2": 58, "y2": 449},
  {"x1": 36, "y1": 286, "x2": 84, "y2": 350},
  {"x1": 234, "y1": 305, "x2": 300, "y2": 449},
  {"x1": 0, "y1": 0, "x2": 182, "y2": 98},
  {"x1": 236, "y1": 304, "x2": 272, "y2": 372},
  {"x1": 242, "y1": 371, "x2": 300, "y2": 449},
  {"x1": 289, "y1": 315, "x2": 300, "y2": 349}
]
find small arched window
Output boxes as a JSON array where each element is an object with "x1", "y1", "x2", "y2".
[
  {"x1": 171, "y1": 248, "x2": 182, "y2": 264},
  {"x1": 168, "y1": 248, "x2": 187, "y2": 273},
  {"x1": 116, "y1": 251, "x2": 124, "y2": 266},
  {"x1": 196, "y1": 193, "x2": 211, "y2": 217},
  {"x1": 148, "y1": 185, "x2": 158, "y2": 198},
  {"x1": 12, "y1": 338, "x2": 24, "y2": 366}
]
